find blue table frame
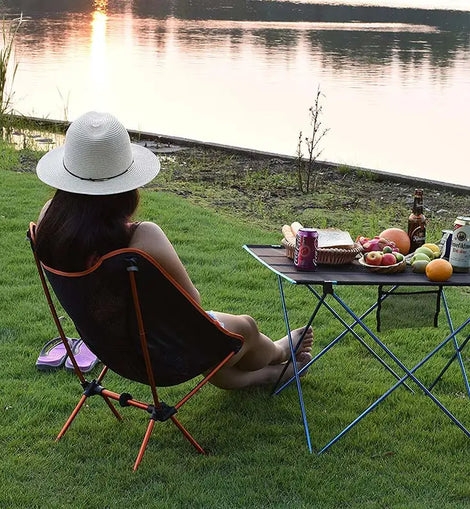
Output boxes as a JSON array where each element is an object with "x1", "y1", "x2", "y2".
[{"x1": 244, "y1": 245, "x2": 470, "y2": 453}]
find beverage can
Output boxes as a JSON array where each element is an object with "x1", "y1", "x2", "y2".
[
  {"x1": 449, "y1": 216, "x2": 470, "y2": 272},
  {"x1": 438, "y1": 229, "x2": 453, "y2": 259},
  {"x1": 294, "y1": 228, "x2": 318, "y2": 271}
]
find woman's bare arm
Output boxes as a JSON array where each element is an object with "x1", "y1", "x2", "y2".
[{"x1": 129, "y1": 221, "x2": 201, "y2": 304}]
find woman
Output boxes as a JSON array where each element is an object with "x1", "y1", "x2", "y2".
[{"x1": 35, "y1": 111, "x2": 313, "y2": 389}]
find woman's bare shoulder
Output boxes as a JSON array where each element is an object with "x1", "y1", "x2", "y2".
[
  {"x1": 129, "y1": 221, "x2": 164, "y2": 242},
  {"x1": 129, "y1": 221, "x2": 170, "y2": 253},
  {"x1": 128, "y1": 221, "x2": 201, "y2": 303}
]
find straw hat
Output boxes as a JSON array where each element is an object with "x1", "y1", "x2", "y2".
[{"x1": 36, "y1": 111, "x2": 160, "y2": 195}]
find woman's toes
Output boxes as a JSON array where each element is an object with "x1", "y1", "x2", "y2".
[{"x1": 296, "y1": 352, "x2": 312, "y2": 376}]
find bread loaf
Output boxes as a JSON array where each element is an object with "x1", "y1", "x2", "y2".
[
  {"x1": 290, "y1": 222, "x2": 303, "y2": 236},
  {"x1": 282, "y1": 224, "x2": 296, "y2": 244}
]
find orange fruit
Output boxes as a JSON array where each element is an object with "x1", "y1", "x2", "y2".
[
  {"x1": 425, "y1": 259, "x2": 453, "y2": 282},
  {"x1": 379, "y1": 228, "x2": 411, "y2": 255}
]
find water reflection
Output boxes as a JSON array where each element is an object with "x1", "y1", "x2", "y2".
[
  {"x1": 93, "y1": 0, "x2": 108, "y2": 15},
  {"x1": 2, "y1": 127, "x2": 64, "y2": 151},
  {"x1": 90, "y1": 0, "x2": 108, "y2": 90},
  {"x1": 1, "y1": 0, "x2": 469, "y2": 184},
  {"x1": 3, "y1": 0, "x2": 469, "y2": 71}
]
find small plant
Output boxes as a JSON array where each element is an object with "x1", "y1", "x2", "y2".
[
  {"x1": 57, "y1": 88, "x2": 71, "y2": 122},
  {"x1": 296, "y1": 86, "x2": 329, "y2": 193},
  {"x1": 0, "y1": 14, "x2": 23, "y2": 121}
]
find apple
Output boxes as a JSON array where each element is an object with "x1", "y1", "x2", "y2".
[
  {"x1": 365, "y1": 251, "x2": 383, "y2": 266},
  {"x1": 394, "y1": 252, "x2": 404, "y2": 262},
  {"x1": 383, "y1": 246, "x2": 393, "y2": 254},
  {"x1": 381, "y1": 253, "x2": 397, "y2": 266}
]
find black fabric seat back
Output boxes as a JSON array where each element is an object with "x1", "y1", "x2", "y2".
[{"x1": 43, "y1": 250, "x2": 242, "y2": 386}]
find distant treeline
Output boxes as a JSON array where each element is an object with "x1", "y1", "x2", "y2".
[
  {"x1": 2, "y1": 0, "x2": 469, "y2": 71},
  {"x1": 3, "y1": 0, "x2": 470, "y2": 32}
]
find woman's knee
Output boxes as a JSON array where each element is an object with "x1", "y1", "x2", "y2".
[{"x1": 238, "y1": 314, "x2": 259, "y2": 340}]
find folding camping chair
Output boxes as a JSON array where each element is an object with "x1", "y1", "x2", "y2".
[{"x1": 28, "y1": 223, "x2": 243, "y2": 471}]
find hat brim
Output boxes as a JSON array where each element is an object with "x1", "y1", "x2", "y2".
[{"x1": 36, "y1": 143, "x2": 160, "y2": 195}]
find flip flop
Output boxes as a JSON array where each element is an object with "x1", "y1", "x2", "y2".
[
  {"x1": 36, "y1": 337, "x2": 80, "y2": 371},
  {"x1": 64, "y1": 340, "x2": 100, "y2": 373}
]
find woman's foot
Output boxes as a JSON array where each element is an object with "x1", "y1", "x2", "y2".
[
  {"x1": 295, "y1": 352, "x2": 312, "y2": 376},
  {"x1": 209, "y1": 352, "x2": 313, "y2": 390},
  {"x1": 273, "y1": 326, "x2": 314, "y2": 364},
  {"x1": 274, "y1": 351, "x2": 313, "y2": 385}
]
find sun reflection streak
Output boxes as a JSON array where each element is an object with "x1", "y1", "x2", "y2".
[{"x1": 90, "y1": 0, "x2": 108, "y2": 98}]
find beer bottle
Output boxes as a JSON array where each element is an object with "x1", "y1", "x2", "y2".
[{"x1": 408, "y1": 188, "x2": 426, "y2": 252}]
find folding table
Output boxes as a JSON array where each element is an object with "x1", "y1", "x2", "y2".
[{"x1": 243, "y1": 244, "x2": 470, "y2": 453}]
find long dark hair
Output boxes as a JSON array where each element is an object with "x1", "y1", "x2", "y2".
[{"x1": 35, "y1": 189, "x2": 139, "y2": 271}]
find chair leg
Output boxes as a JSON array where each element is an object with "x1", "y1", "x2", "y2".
[
  {"x1": 56, "y1": 394, "x2": 88, "y2": 441},
  {"x1": 133, "y1": 419, "x2": 155, "y2": 471},
  {"x1": 170, "y1": 415, "x2": 206, "y2": 454},
  {"x1": 133, "y1": 415, "x2": 206, "y2": 470},
  {"x1": 102, "y1": 394, "x2": 123, "y2": 421}
]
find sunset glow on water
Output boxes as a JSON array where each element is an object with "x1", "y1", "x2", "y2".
[{"x1": 3, "y1": 0, "x2": 470, "y2": 186}]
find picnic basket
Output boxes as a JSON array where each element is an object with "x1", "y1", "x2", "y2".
[{"x1": 282, "y1": 238, "x2": 363, "y2": 265}]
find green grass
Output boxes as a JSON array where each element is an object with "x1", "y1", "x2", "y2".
[{"x1": 1, "y1": 143, "x2": 470, "y2": 508}]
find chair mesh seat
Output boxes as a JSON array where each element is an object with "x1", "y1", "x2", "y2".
[{"x1": 44, "y1": 252, "x2": 242, "y2": 386}]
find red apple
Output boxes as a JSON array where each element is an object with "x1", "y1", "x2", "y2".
[
  {"x1": 381, "y1": 253, "x2": 397, "y2": 266},
  {"x1": 365, "y1": 251, "x2": 383, "y2": 266}
]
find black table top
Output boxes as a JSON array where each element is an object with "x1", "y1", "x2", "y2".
[{"x1": 244, "y1": 245, "x2": 470, "y2": 287}]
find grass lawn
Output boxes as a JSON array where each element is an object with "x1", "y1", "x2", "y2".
[{"x1": 1, "y1": 142, "x2": 470, "y2": 508}]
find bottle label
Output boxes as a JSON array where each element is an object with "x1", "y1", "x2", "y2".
[
  {"x1": 410, "y1": 225, "x2": 425, "y2": 250},
  {"x1": 449, "y1": 225, "x2": 470, "y2": 269}
]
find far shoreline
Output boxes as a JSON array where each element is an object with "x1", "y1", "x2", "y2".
[{"x1": 7, "y1": 114, "x2": 470, "y2": 195}]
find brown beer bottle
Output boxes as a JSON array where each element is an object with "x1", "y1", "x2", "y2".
[{"x1": 408, "y1": 188, "x2": 426, "y2": 252}]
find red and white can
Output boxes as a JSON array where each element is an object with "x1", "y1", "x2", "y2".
[
  {"x1": 294, "y1": 228, "x2": 318, "y2": 271},
  {"x1": 449, "y1": 216, "x2": 470, "y2": 272}
]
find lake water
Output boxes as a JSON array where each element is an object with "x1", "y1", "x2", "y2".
[{"x1": 2, "y1": 0, "x2": 470, "y2": 187}]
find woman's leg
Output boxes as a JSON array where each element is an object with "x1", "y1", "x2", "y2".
[
  {"x1": 209, "y1": 352, "x2": 313, "y2": 390},
  {"x1": 211, "y1": 311, "x2": 313, "y2": 372}
]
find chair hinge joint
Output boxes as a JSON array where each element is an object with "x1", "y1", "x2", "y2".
[
  {"x1": 149, "y1": 402, "x2": 177, "y2": 422},
  {"x1": 81, "y1": 379, "x2": 104, "y2": 397}
]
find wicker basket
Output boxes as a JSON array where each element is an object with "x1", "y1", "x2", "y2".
[
  {"x1": 357, "y1": 257, "x2": 407, "y2": 273},
  {"x1": 282, "y1": 239, "x2": 363, "y2": 265}
]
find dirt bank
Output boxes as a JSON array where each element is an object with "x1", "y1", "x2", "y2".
[
  {"x1": 8, "y1": 120, "x2": 470, "y2": 238},
  {"x1": 140, "y1": 142, "x2": 469, "y2": 238}
]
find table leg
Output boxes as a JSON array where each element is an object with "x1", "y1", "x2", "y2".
[
  {"x1": 315, "y1": 294, "x2": 470, "y2": 452},
  {"x1": 318, "y1": 315, "x2": 470, "y2": 453},
  {"x1": 427, "y1": 290, "x2": 470, "y2": 399},
  {"x1": 274, "y1": 279, "x2": 412, "y2": 452},
  {"x1": 306, "y1": 285, "x2": 415, "y2": 392},
  {"x1": 276, "y1": 275, "x2": 313, "y2": 453}
]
